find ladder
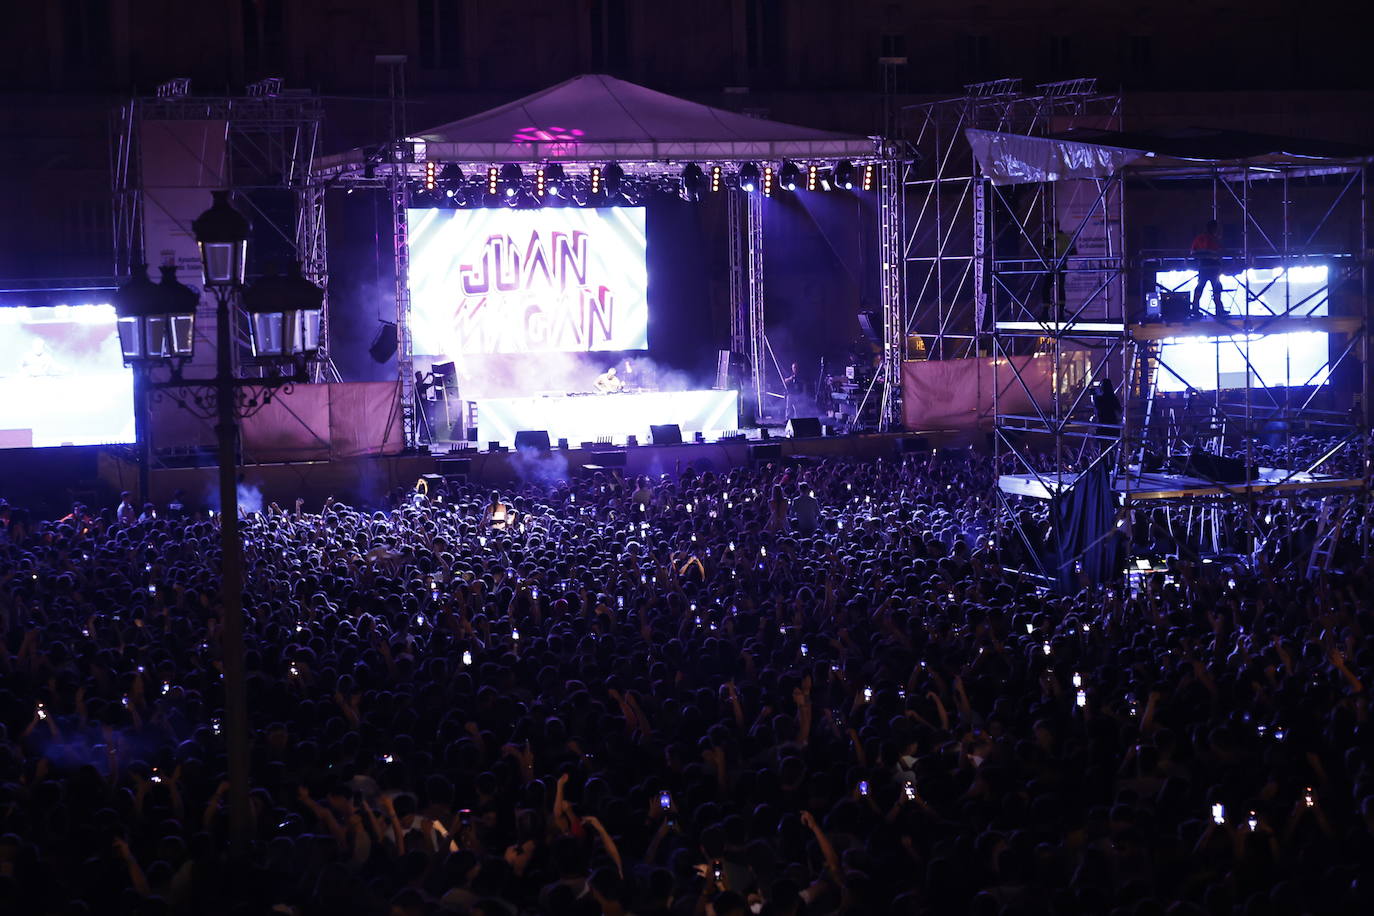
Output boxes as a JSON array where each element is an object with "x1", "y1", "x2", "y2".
[
  {"x1": 1307, "y1": 496, "x2": 1352, "y2": 578},
  {"x1": 1129, "y1": 340, "x2": 1162, "y2": 474}
]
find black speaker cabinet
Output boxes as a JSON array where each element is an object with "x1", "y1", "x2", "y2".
[
  {"x1": 513, "y1": 430, "x2": 551, "y2": 452},
  {"x1": 649, "y1": 424, "x2": 683, "y2": 445}
]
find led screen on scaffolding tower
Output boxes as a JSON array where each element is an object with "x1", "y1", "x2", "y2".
[
  {"x1": 1153, "y1": 266, "x2": 1331, "y2": 392},
  {"x1": 407, "y1": 207, "x2": 648, "y2": 356},
  {"x1": 0, "y1": 305, "x2": 135, "y2": 448}
]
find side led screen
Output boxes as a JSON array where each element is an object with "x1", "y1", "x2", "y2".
[
  {"x1": 1153, "y1": 266, "x2": 1330, "y2": 392},
  {"x1": 0, "y1": 305, "x2": 135, "y2": 448}
]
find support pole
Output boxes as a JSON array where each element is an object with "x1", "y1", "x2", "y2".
[
  {"x1": 745, "y1": 191, "x2": 765, "y2": 424},
  {"x1": 134, "y1": 365, "x2": 152, "y2": 503},
  {"x1": 727, "y1": 190, "x2": 748, "y2": 424},
  {"x1": 212, "y1": 286, "x2": 251, "y2": 855},
  {"x1": 878, "y1": 157, "x2": 905, "y2": 429}
]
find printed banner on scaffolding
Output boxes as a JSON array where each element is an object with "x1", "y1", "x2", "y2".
[
  {"x1": 140, "y1": 119, "x2": 228, "y2": 375},
  {"x1": 1051, "y1": 116, "x2": 1123, "y2": 322}
]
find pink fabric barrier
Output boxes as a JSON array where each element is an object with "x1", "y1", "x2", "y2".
[
  {"x1": 241, "y1": 384, "x2": 331, "y2": 462},
  {"x1": 902, "y1": 357, "x2": 1058, "y2": 431},
  {"x1": 327, "y1": 382, "x2": 405, "y2": 459},
  {"x1": 151, "y1": 382, "x2": 403, "y2": 461}
]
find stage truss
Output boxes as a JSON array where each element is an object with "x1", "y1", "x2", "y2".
[
  {"x1": 111, "y1": 83, "x2": 334, "y2": 380},
  {"x1": 310, "y1": 140, "x2": 897, "y2": 447},
  {"x1": 986, "y1": 149, "x2": 1372, "y2": 581}
]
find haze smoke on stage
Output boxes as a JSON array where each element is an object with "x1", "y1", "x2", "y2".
[
  {"x1": 511, "y1": 444, "x2": 571, "y2": 488},
  {"x1": 237, "y1": 483, "x2": 265, "y2": 515},
  {"x1": 441, "y1": 351, "x2": 707, "y2": 399}
]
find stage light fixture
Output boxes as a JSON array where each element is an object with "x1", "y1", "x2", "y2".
[
  {"x1": 779, "y1": 161, "x2": 802, "y2": 191},
  {"x1": 682, "y1": 163, "x2": 705, "y2": 202},
  {"x1": 738, "y1": 162, "x2": 760, "y2": 192},
  {"x1": 544, "y1": 163, "x2": 566, "y2": 196},
  {"x1": 710, "y1": 165, "x2": 723, "y2": 192},
  {"x1": 435, "y1": 165, "x2": 465, "y2": 206},
  {"x1": 834, "y1": 160, "x2": 856, "y2": 189},
  {"x1": 423, "y1": 160, "x2": 437, "y2": 191},
  {"x1": 590, "y1": 166, "x2": 603, "y2": 196},
  {"x1": 486, "y1": 166, "x2": 499, "y2": 196},
  {"x1": 806, "y1": 164, "x2": 820, "y2": 191},
  {"x1": 535, "y1": 167, "x2": 547, "y2": 197},
  {"x1": 762, "y1": 164, "x2": 775, "y2": 196},
  {"x1": 861, "y1": 163, "x2": 876, "y2": 191},
  {"x1": 499, "y1": 163, "x2": 523, "y2": 198}
]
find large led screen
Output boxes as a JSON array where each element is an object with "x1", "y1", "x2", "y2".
[
  {"x1": 1154, "y1": 266, "x2": 1330, "y2": 392},
  {"x1": 0, "y1": 305, "x2": 135, "y2": 448},
  {"x1": 407, "y1": 207, "x2": 648, "y2": 356}
]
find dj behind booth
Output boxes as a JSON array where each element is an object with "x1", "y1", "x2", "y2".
[{"x1": 472, "y1": 358, "x2": 737, "y2": 448}]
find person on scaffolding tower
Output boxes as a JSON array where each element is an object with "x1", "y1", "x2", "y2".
[{"x1": 1190, "y1": 219, "x2": 1228, "y2": 318}]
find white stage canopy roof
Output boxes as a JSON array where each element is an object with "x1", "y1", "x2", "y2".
[
  {"x1": 966, "y1": 126, "x2": 1373, "y2": 186},
  {"x1": 315, "y1": 74, "x2": 881, "y2": 175}
]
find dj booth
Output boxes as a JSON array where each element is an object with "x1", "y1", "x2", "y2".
[{"x1": 474, "y1": 389, "x2": 738, "y2": 447}]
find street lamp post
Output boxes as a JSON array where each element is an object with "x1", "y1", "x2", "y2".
[
  {"x1": 114, "y1": 263, "x2": 198, "y2": 502},
  {"x1": 114, "y1": 190, "x2": 321, "y2": 856}
]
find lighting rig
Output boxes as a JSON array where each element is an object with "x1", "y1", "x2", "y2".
[{"x1": 403, "y1": 159, "x2": 881, "y2": 207}]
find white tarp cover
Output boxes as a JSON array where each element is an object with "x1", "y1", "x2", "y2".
[
  {"x1": 316, "y1": 74, "x2": 877, "y2": 172},
  {"x1": 966, "y1": 128, "x2": 1148, "y2": 186}
]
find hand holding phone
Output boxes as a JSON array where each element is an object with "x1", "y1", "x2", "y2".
[{"x1": 1211, "y1": 802, "x2": 1225, "y2": 826}]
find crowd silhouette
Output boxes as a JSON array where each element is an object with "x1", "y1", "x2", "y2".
[{"x1": 1, "y1": 449, "x2": 1371, "y2": 916}]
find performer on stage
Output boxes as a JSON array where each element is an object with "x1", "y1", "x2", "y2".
[
  {"x1": 594, "y1": 366, "x2": 625, "y2": 394},
  {"x1": 1190, "y1": 219, "x2": 1227, "y2": 317},
  {"x1": 782, "y1": 362, "x2": 809, "y2": 419}
]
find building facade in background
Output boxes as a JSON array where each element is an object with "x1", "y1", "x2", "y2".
[{"x1": 0, "y1": 0, "x2": 1369, "y2": 280}]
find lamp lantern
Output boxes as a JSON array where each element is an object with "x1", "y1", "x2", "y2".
[
  {"x1": 241, "y1": 261, "x2": 324, "y2": 361},
  {"x1": 191, "y1": 190, "x2": 250, "y2": 289}
]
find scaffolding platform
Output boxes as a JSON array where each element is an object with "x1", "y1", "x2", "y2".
[
  {"x1": 999, "y1": 467, "x2": 1365, "y2": 501},
  {"x1": 995, "y1": 320, "x2": 1126, "y2": 336},
  {"x1": 1129, "y1": 315, "x2": 1363, "y2": 341}
]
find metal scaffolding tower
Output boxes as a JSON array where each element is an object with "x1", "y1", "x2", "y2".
[
  {"x1": 111, "y1": 82, "x2": 334, "y2": 379},
  {"x1": 988, "y1": 139, "x2": 1371, "y2": 583},
  {"x1": 900, "y1": 79, "x2": 1122, "y2": 362}
]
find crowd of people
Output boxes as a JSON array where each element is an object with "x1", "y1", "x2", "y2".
[{"x1": 1, "y1": 448, "x2": 1372, "y2": 916}]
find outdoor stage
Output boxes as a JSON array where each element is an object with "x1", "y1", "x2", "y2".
[{"x1": 474, "y1": 389, "x2": 739, "y2": 447}]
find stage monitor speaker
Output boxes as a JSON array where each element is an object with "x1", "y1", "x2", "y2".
[
  {"x1": 1160, "y1": 292, "x2": 1191, "y2": 323},
  {"x1": 1183, "y1": 449, "x2": 1251, "y2": 484},
  {"x1": 513, "y1": 430, "x2": 551, "y2": 453},
  {"x1": 786, "y1": 417, "x2": 822, "y2": 438},
  {"x1": 748, "y1": 442, "x2": 783, "y2": 465},
  {"x1": 369, "y1": 321, "x2": 398, "y2": 363},
  {"x1": 436, "y1": 457, "x2": 471, "y2": 477},
  {"x1": 650, "y1": 423, "x2": 683, "y2": 445},
  {"x1": 588, "y1": 450, "x2": 627, "y2": 467}
]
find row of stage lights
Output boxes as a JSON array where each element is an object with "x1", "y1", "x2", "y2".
[{"x1": 415, "y1": 159, "x2": 877, "y2": 207}]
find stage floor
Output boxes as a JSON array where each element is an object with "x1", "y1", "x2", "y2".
[
  {"x1": 999, "y1": 467, "x2": 1365, "y2": 500},
  {"x1": 475, "y1": 389, "x2": 739, "y2": 447}
]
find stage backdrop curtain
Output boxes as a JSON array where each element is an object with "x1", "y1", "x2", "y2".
[{"x1": 902, "y1": 356, "x2": 1059, "y2": 431}]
